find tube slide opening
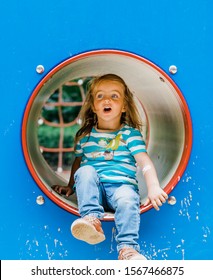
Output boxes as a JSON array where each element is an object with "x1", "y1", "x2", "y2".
[{"x1": 22, "y1": 50, "x2": 192, "y2": 221}]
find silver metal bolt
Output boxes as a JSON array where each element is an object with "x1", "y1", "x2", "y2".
[
  {"x1": 169, "y1": 65, "x2": 177, "y2": 74},
  {"x1": 36, "y1": 65, "x2": 45, "y2": 74},
  {"x1": 168, "y1": 196, "x2": 177, "y2": 205},
  {"x1": 36, "y1": 195, "x2": 45, "y2": 205}
]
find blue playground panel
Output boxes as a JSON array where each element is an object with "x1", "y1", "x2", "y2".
[{"x1": 1, "y1": 0, "x2": 212, "y2": 260}]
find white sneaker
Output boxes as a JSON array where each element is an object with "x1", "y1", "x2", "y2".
[
  {"x1": 118, "y1": 247, "x2": 147, "y2": 260},
  {"x1": 71, "y1": 216, "x2": 105, "y2": 245}
]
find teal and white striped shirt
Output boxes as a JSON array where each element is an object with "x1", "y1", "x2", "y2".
[{"x1": 75, "y1": 124, "x2": 147, "y2": 186}]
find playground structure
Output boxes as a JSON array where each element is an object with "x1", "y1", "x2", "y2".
[
  {"x1": 22, "y1": 50, "x2": 192, "y2": 219},
  {"x1": 1, "y1": 1, "x2": 212, "y2": 260}
]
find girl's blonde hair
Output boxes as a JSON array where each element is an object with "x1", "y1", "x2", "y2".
[{"x1": 74, "y1": 74, "x2": 142, "y2": 148}]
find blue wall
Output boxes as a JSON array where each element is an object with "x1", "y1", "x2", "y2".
[{"x1": 1, "y1": 0, "x2": 212, "y2": 260}]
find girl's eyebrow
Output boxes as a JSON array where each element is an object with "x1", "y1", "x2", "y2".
[{"x1": 95, "y1": 90, "x2": 122, "y2": 95}]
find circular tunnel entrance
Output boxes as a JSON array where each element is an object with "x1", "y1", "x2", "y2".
[{"x1": 22, "y1": 50, "x2": 192, "y2": 220}]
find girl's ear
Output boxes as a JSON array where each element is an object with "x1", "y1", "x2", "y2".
[{"x1": 122, "y1": 103, "x2": 126, "y2": 112}]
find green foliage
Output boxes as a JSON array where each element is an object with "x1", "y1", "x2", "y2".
[{"x1": 38, "y1": 125, "x2": 60, "y2": 148}]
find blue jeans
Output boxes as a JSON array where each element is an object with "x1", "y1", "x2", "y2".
[{"x1": 74, "y1": 165, "x2": 141, "y2": 252}]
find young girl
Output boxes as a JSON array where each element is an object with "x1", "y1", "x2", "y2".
[{"x1": 52, "y1": 74, "x2": 168, "y2": 260}]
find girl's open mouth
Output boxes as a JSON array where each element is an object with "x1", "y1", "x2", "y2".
[{"x1": 104, "y1": 107, "x2": 112, "y2": 112}]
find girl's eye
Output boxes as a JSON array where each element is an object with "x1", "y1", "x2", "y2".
[
  {"x1": 96, "y1": 93, "x2": 103, "y2": 99},
  {"x1": 111, "y1": 94, "x2": 119, "y2": 99}
]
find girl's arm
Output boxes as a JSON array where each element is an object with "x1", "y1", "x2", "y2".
[
  {"x1": 52, "y1": 156, "x2": 82, "y2": 197},
  {"x1": 134, "y1": 152, "x2": 168, "y2": 210}
]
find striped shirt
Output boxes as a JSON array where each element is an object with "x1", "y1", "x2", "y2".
[{"x1": 75, "y1": 125, "x2": 147, "y2": 186}]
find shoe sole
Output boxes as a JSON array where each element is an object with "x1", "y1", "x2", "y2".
[{"x1": 71, "y1": 219, "x2": 105, "y2": 245}]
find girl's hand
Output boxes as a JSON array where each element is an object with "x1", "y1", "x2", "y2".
[
  {"x1": 51, "y1": 185, "x2": 74, "y2": 197},
  {"x1": 144, "y1": 184, "x2": 168, "y2": 211}
]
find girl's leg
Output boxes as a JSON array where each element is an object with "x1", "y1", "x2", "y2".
[
  {"x1": 71, "y1": 165, "x2": 106, "y2": 244},
  {"x1": 107, "y1": 184, "x2": 141, "y2": 252},
  {"x1": 74, "y1": 165, "x2": 105, "y2": 219}
]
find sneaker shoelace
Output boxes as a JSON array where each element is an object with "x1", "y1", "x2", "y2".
[{"x1": 84, "y1": 216, "x2": 99, "y2": 224}]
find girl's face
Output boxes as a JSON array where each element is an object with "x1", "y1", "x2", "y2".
[{"x1": 92, "y1": 80, "x2": 126, "y2": 130}]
